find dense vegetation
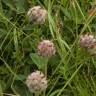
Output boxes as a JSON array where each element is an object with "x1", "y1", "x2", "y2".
[{"x1": 0, "y1": 0, "x2": 96, "y2": 96}]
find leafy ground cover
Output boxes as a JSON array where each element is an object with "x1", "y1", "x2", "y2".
[{"x1": 0, "y1": 0, "x2": 96, "y2": 96}]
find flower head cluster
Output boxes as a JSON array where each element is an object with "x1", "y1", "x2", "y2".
[
  {"x1": 38, "y1": 40, "x2": 56, "y2": 57},
  {"x1": 27, "y1": 6, "x2": 47, "y2": 24},
  {"x1": 80, "y1": 33, "x2": 96, "y2": 49},
  {"x1": 26, "y1": 71, "x2": 47, "y2": 93},
  {"x1": 80, "y1": 33, "x2": 96, "y2": 55}
]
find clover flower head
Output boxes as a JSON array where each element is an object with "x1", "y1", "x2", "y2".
[
  {"x1": 80, "y1": 33, "x2": 96, "y2": 49},
  {"x1": 38, "y1": 40, "x2": 56, "y2": 57},
  {"x1": 26, "y1": 71, "x2": 47, "y2": 93},
  {"x1": 27, "y1": 6, "x2": 47, "y2": 24}
]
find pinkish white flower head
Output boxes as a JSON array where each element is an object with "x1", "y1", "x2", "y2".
[
  {"x1": 26, "y1": 71, "x2": 47, "y2": 93},
  {"x1": 80, "y1": 33, "x2": 96, "y2": 49},
  {"x1": 38, "y1": 40, "x2": 56, "y2": 57},
  {"x1": 27, "y1": 6, "x2": 47, "y2": 24}
]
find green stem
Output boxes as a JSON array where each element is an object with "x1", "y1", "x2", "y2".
[
  {"x1": 43, "y1": 57, "x2": 49, "y2": 77},
  {"x1": 35, "y1": 92, "x2": 39, "y2": 96},
  {"x1": 43, "y1": 58, "x2": 48, "y2": 96},
  {"x1": 45, "y1": 62, "x2": 47, "y2": 77},
  {"x1": 43, "y1": 63, "x2": 47, "y2": 96}
]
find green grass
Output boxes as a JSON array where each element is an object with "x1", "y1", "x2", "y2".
[{"x1": 0, "y1": 0, "x2": 96, "y2": 96}]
